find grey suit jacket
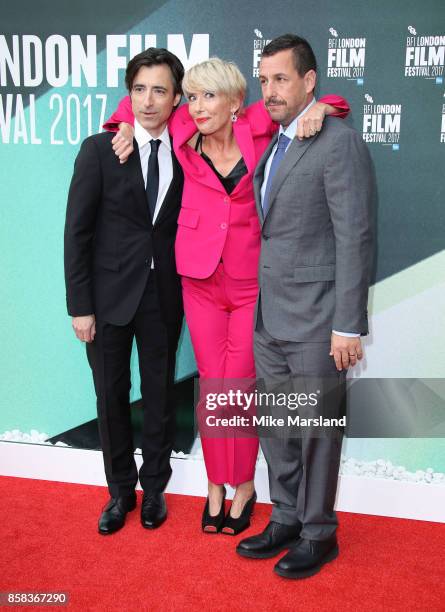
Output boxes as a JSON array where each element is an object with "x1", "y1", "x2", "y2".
[{"x1": 254, "y1": 116, "x2": 375, "y2": 342}]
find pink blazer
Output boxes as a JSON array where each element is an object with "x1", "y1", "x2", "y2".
[{"x1": 104, "y1": 96, "x2": 349, "y2": 280}]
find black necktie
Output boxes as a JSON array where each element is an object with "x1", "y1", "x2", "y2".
[{"x1": 146, "y1": 139, "x2": 161, "y2": 220}]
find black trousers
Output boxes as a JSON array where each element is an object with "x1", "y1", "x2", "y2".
[{"x1": 86, "y1": 274, "x2": 178, "y2": 498}]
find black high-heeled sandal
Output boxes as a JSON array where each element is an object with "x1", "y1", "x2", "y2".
[
  {"x1": 201, "y1": 486, "x2": 227, "y2": 533},
  {"x1": 221, "y1": 491, "x2": 257, "y2": 536}
]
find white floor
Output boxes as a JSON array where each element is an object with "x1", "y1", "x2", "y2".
[{"x1": 1, "y1": 441, "x2": 444, "y2": 523}]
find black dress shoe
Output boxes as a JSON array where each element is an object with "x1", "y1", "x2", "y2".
[
  {"x1": 274, "y1": 536, "x2": 339, "y2": 579},
  {"x1": 202, "y1": 486, "x2": 226, "y2": 533},
  {"x1": 236, "y1": 521, "x2": 301, "y2": 558},
  {"x1": 221, "y1": 491, "x2": 257, "y2": 536},
  {"x1": 98, "y1": 494, "x2": 137, "y2": 535},
  {"x1": 141, "y1": 492, "x2": 167, "y2": 529}
]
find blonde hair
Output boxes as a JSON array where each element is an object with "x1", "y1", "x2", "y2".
[{"x1": 182, "y1": 57, "x2": 246, "y2": 106}]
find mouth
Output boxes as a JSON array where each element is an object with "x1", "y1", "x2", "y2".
[
  {"x1": 142, "y1": 112, "x2": 157, "y2": 117},
  {"x1": 195, "y1": 117, "x2": 210, "y2": 124}
]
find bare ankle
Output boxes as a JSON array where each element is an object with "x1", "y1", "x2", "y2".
[
  {"x1": 235, "y1": 480, "x2": 255, "y2": 497},
  {"x1": 208, "y1": 481, "x2": 224, "y2": 496}
]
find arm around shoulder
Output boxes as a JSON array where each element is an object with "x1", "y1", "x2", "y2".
[
  {"x1": 244, "y1": 99, "x2": 277, "y2": 137},
  {"x1": 318, "y1": 94, "x2": 350, "y2": 118},
  {"x1": 103, "y1": 95, "x2": 134, "y2": 131}
]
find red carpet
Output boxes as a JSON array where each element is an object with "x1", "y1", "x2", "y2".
[{"x1": 1, "y1": 476, "x2": 444, "y2": 611}]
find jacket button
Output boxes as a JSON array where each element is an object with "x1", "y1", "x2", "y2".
[
  {"x1": 263, "y1": 234, "x2": 269, "y2": 240},
  {"x1": 220, "y1": 222, "x2": 228, "y2": 230},
  {"x1": 223, "y1": 196, "x2": 230, "y2": 203}
]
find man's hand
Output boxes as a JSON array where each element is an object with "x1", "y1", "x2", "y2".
[
  {"x1": 330, "y1": 333, "x2": 363, "y2": 371},
  {"x1": 111, "y1": 123, "x2": 134, "y2": 163},
  {"x1": 296, "y1": 102, "x2": 332, "y2": 140},
  {"x1": 72, "y1": 315, "x2": 96, "y2": 343}
]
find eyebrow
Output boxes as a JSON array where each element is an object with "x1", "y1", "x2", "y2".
[
  {"x1": 132, "y1": 83, "x2": 168, "y2": 90},
  {"x1": 186, "y1": 89, "x2": 217, "y2": 95},
  {"x1": 259, "y1": 72, "x2": 288, "y2": 79}
]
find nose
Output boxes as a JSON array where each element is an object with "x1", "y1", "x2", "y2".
[
  {"x1": 262, "y1": 81, "x2": 274, "y2": 99},
  {"x1": 194, "y1": 94, "x2": 204, "y2": 113},
  {"x1": 143, "y1": 89, "x2": 153, "y2": 107}
]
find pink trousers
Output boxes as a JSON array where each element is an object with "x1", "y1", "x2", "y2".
[{"x1": 181, "y1": 264, "x2": 259, "y2": 486}]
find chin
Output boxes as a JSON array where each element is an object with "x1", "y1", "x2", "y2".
[
  {"x1": 141, "y1": 120, "x2": 161, "y2": 132},
  {"x1": 137, "y1": 117, "x2": 151, "y2": 128},
  {"x1": 268, "y1": 109, "x2": 284, "y2": 121},
  {"x1": 196, "y1": 124, "x2": 215, "y2": 135}
]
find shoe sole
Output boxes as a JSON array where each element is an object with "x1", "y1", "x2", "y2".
[
  {"x1": 236, "y1": 540, "x2": 295, "y2": 559},
  {"x1": 273, "y1": 545, "x2": 339, "y2": 579}
]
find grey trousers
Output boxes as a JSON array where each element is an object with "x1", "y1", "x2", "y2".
[{"x1": 254, "y1": 315, "x2": 345, "y2": 541}]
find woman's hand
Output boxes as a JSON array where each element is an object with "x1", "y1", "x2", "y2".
[
  {"x1": 112, "y1": 123, "x2": 135, "y2": 163},
  {"x1": 296, "y1": 102, "x2": 333, "y2": 140}
]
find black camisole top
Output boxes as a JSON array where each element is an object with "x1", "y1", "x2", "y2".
[{"x1": 195, "y1": 133, "x2": 247, "y2": 195}]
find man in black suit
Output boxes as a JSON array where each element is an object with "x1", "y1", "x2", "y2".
[{"x1": 64, "y1": 48, "x2": 184, "y2": 534}]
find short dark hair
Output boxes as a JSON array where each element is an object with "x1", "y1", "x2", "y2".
[
  {"x1": 262, "y1": 34, "x2": 317, "y2": 77},
  {"x1": 125, "y1": 47, "x2": 184, "y2": 97}
]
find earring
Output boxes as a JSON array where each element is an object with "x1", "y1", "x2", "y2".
[{"x1": 231, "y1": 112, "x2": 237, "y2": 123}]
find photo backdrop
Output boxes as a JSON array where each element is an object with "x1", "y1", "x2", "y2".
[{"x1": 1, "y1": 0, "x2": 444, "y2": 474}]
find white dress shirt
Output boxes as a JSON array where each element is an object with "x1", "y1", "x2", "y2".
[
  {"x1": 260, "y1": 99, "x2": 358, "y2": 338},
  {"x1": 134, "y1": 119, "x2": 173, "y2": 224},
  {"x1": 134, "y1": 119, "x2": 173, "y2": 268},
  {"x1": 260, "y1": 99, "x2": 316, "y2": 204}
]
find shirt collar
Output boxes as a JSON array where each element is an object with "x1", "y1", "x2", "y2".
[
  {"x1": 134, "y1": 119, "x2": 171, "y2": 150},
  {"x1": 279, "y1": 98, "x2": 317, "y2": 140}
]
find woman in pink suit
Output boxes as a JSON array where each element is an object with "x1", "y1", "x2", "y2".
[{"x1": 105, "y1": 57, "x2": 349, "y2": 534}]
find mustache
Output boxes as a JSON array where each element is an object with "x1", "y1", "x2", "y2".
[{"x1": 265, "y1": 98, "x2": 286, "y2": 107}]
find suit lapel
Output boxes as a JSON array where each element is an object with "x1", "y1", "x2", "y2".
[
  {"x1": 263, "y1": 133, "x2": 319, "y2": 222},
  {"x1": 177, "y1": 115, "x2": 258, "y2": 196},
  {"x1": 126, "y1": 139, "x2": 152, "y2": 227},
  {"x1": 154, "y1": 146, "x2": 182, "y2": 226},
  {"x1": 254, "y1": 134, "x2": 278, "y2": 224},
  {"x1": 230, "y1": 117, "x2": 256, "y2": 194},
  {"x1": 177, "y1": 130, "x2": 224, "y2": 194}
]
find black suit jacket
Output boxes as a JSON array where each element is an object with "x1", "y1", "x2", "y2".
[{"x1": 64, "y1": 131, "x2": 184, "y2": 332}]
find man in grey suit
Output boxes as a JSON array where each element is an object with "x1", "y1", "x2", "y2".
[{"x1": 236, "y1": 34, "x2": 374, "y2": 579}]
